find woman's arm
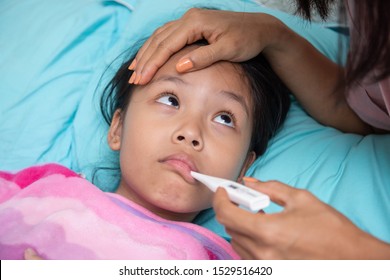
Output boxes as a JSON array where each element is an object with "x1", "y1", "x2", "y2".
[
  {"x1": 262, "y1": 26, "x2": 372, "y2": 134},
  {"x1": 131, "y1": 8, "x2": 372, "y2": 134}
]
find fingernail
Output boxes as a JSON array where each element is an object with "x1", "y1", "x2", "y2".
[
  {"x1": 134, "y1": 73, "x2": 142, "y2": 84},
  {"x1": 128, "y1": 59, "x2": 137, "y2": 70},
  {"x1": 24, "y1": 248, "x2": 36, "y2": 258},
  {"x1": 176, "y1": 58, "x2": 193, "y2": 72},
  {"x1": 129, "y1": 72, "x2": 137, "y2": 84},
  {"x1": 243, "y1": 177, "x2": 258, "y2": 183}
]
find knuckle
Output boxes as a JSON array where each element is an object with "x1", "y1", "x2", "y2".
[
  {"x1": 267, "y1": 180, "x2": 280, "y2": 188},
  {"x1": 156, "y1": 39, "x2": 167, "y2": 50},
  {"x1": 261, "y1": 248, "x2": 279, "y2": 260},
  {"x1": 208, "y1": 48, "x2": 217, "y2": 62},
  {"x1": 149, "y1": 33, "x2": 163, "y2": 47},
  {"x1": 153, "y1": 26, "x2": 165, "y2": 36},
  {"x1": 293, "y1": 189, "x2": 312, "y2": 201},
  {"x1": 150, "y1": 37, "x2": 174, "y2": 55},
  {"x1": 143, "y1": 63, "x2": 159, "y2": 78},
  {"x1": 152, "y1": 20, "x2": 174, "y2": 35},
  {"x1": 185, "y1": 7, "x2": 201, "y2": 17},
  {"x1": 184, "y1": 8, "x2": 206, "y2": 23}
]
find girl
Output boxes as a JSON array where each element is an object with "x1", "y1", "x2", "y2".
[
  {"x1": 129, "y1": 2, "x2": 390, "y2": 259},
  {"x1": 0, "y1": 43, "x2": 290, "y2": 259}
]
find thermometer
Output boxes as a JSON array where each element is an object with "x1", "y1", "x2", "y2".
[{"x1": 191, "y1": 171, "x2": 270, "y2": 212}]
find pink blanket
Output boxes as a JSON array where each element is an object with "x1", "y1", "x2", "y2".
[{"x1": 0, "y1": 164, "x2": 239, "y2": 260}]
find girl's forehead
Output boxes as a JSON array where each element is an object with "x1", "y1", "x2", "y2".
[{"x1": 155, "y1": 45, "x2": 249, "y2": 93}]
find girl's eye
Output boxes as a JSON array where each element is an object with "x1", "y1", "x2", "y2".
[
  {"x1": 214, "y1": 112, "x2": 235, "y2": 128},
  {"x1": 156, "y1": 94, "x2": 179, "y2": 108}
]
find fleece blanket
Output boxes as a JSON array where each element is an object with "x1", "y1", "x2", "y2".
[{"x1": 0, "y1": 164, "x2": 239, "y2": 260}]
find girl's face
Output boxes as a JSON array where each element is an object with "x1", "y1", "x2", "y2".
[{"x1": 108, "y1": 45, "x2": 255, "y2": 222}]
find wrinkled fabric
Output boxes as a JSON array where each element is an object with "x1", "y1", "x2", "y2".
[{"x1": 0, "y1": 164, "x2": 239, "y2": 260}]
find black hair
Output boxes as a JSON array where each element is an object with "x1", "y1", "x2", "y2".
[
  {"x1": 100, "y1": 42, "x2": 290, "y2": 158},
  {"x1": 239, "y1": 54, "x2": 290, "y2": 156}
]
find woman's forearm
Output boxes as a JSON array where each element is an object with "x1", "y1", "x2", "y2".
[{"x1": 262, "y1": 22, "x2": 372, "y2": 134}]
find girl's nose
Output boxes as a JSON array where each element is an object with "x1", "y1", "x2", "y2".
[{"x1": 172, "y1": 123, "x2": 204, "y2": 150}]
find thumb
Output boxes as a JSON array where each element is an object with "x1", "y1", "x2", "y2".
[{"x1": 176, "y1": 44, "x2": 226, "y2": 73}]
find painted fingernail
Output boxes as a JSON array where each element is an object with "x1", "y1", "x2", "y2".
[
  {"x1": 24, "y1": 248, "x2": 36, "y2": 259},
  {"x1": 129, "y1": 72, "x2": 137, "y2": 84},
  {"x1": 134, "y1": 73, "x2": 142, "y2": 84},
  {"x1": 128, "y1": 59, "x2": 137, "y2": 70},
  {"x1": 176, "y1": 58, "x2": 194, "y2": 72},
  {"x1": 243, "y1": 177, "x2": 258, "y2": 183}
]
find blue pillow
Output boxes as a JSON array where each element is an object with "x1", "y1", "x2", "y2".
[
  {"x1": 0, "y1": 0, "x2": 134, "y2": 171},
  {"x1": 2, "y1": 0, "x2": 388, "y2": 245}
]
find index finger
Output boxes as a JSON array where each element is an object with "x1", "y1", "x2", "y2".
[{"x1": 134, "y1": 22, "x2": 201, "y2": 85}]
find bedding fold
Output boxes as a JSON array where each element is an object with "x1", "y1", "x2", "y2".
[{"x1": 0, "y1": 164, "x2": 239, "y2": 260}]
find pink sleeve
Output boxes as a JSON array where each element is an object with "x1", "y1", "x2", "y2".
[
  {"x1": 346, "y1": 77, "x2": 390, "y2": 131},
  {"x1": 344, "y1": 0, "x2": 390, "y2": 131}
]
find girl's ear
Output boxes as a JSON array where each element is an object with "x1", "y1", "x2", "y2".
[
  {"x1": 237, "y1": 151, "x2": 256, "y2": 182},
  {"x1": 107, "y1": 109, "x2": 123, "y2": 151}
]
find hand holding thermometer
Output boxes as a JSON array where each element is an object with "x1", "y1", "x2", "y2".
[{"x1": 190, "y1": 171, "x2": 270, "y2": 212}]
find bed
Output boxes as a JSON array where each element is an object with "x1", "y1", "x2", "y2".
[{"x1": 1, "y1": 0, "x2": 389, "y2": 246}]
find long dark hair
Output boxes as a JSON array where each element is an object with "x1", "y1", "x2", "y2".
[
  {"x1": 294, "y1": 0, "x2": 390, "y2": 85},
  {"x1": 239, "y1": 54, "x2": 291, "y2": 157},
  {"x1": 100, "y1": 42, "x2": 291, "y2": 158}
]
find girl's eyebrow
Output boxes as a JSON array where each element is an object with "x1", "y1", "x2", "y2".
[
  {"x1": 219, "y1": 90, "x2": 250, "y2": 117},
  {"x1": 149, "y1": 75, "x2": 188, "y2": 86}
]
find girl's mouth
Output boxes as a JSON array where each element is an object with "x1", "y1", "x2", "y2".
[{"x1": 159, "y1": 154, "x2": 198, "y2": 183}]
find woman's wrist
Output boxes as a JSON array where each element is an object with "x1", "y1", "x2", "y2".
[{"x1": 261, "y1": 16, "x2": 298, "y2": 58}]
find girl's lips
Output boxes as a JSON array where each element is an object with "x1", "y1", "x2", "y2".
[{"x1": 160, "y1": 154, "x2": 198, "y2": 183}]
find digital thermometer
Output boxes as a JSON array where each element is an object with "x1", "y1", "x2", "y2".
[{"x1": 191, "y1": 171, "x2": 270, "y2": 212}]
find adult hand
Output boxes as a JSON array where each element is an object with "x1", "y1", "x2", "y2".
[
  {"x1": 214, "y1": 178, "x2": 390, "y2": 259},
  {"x1": 129, "y1": 8, "x2": 286, "y2": 85}
]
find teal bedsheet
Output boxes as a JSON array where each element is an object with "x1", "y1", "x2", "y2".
[{"x1": 1, "y1": 0, "x2": 389, "y2": 243}]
